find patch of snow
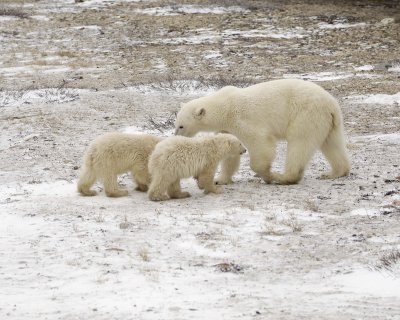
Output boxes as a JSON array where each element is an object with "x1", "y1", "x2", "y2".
[
  {"x1": 202, "y1": 51, "x2": 231, "y2": 68},
  {"x1": 203, "y1": 51, "x2": 223, "y2": 60},
  {"x1": 0, "y1": 16, "x2": 19, "y2": 22},
  {"x1": 283, "y1": 72, "x2": 353, "y2": 81},
  {"x1": 0, "y1": 88, "x2": 82, "y2": 107},
  {"x1": 31, "y1": 15, "x2": 50, "y2": 21},
  {"x1": 333, "y1": 268, "x2": 400, "y2": 297},
  {"x1": 128, "y1": 80, "x2": 217, "y2": 96},
  {"x1": 223, "y1": 28, "x2": 306, "y2": 39},
  {"x1": 347, "y1": 93, "x2": 400, "y2": 105},
  {"x1": 123, "y1": 126, "x2": 174, "y2": 137},
  {"x1": 318, "y1": 22, "x2": 367, "y2": 29},
  {"x1": 388, "y1": 63, "x2": 400, "y2": 72},
  {"x1": 132, "y1": 5, "x2": 249, "y2": 16},
  {"x1": 355, "y1": 133, "x2": 400, "y2": 142},
  {"x1": 349, "y1": 208, "x2": 377, "y2": 216},
  {"x1": 354, "y1": 65, "x2": 374, "y2": 71}
]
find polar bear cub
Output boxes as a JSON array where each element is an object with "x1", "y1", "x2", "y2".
[
  {"x1": 175, "y1": 79, "x2": 350, "y2": 185},
  {"x1": 77, "y1": 132, "x2": 162, "y2": 197},
  {"x1": 148, "y1": 133, "x2": 246, "y2": 201}
]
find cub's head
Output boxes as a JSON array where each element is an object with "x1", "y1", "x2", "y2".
[
  {"x1": 216, "y1": 134, "x2": 246, "y2": 157},
  {"x1": 175, "y1": 100, "x2": 207, "y2": 137}
]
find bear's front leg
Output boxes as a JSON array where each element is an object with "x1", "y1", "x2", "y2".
[
  {"x1": 198, "y1": 166, "x2": 223, "y2": 194},
  {"x1": 215, "y1": 154, "x2": 240, "y2": 185}
]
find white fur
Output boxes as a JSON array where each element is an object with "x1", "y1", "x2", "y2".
[
  {"x1": 148, "y1": 134, "x2": 246, "y2": 201},
  {"x1": 77, "y1": 132, "x2": 162, "y2": 197},
  {"x1": 175, "y1": 79, "x2": 350, "y2": 184}
]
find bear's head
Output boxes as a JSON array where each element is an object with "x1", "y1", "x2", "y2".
[
  {"x1": 216, "y1": 134, "x2": 246, "y2": 157},
  {"x1": 175, "y1": 100, "x2": 208, "y2": 137}
]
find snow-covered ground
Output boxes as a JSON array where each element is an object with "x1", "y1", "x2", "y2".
[
  {"x1": 0, "y1": 0, "x2": 399, "y2": 319},
  {"x1": 1, "y1": 82, "x2": 399, "y2": 319}
]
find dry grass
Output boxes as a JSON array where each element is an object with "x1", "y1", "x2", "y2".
[
  {"x1": 305, "y1": 199, "x2": 319, "y2": 212},
  {"x1": 0, "y1": 7, "x2": 29, "y2": 19},
  {"x1": 375, "y1": 250, "x2": 400, "y2": 272},
  {"x1": 263, "y1": 212, "x2": 302, "y2": 235},
  {"x1": 144, "y1": 112, "x2": 177, "y2": 133}
]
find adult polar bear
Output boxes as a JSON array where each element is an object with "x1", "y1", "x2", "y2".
[{"x1": 175, "y1": 79, "x2": 350, "y2": 184}]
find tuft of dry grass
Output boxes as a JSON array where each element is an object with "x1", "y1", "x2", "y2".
[
  {"x1": 375, "y1": 250, "x2": 400, "y2": 272},
  {"x1": 0, "y1": 7, "x2": 29, "y2": 19},
  {"x1": 281, "y1": 214, "x2": 303, "y2": 232},
  {"x1": 143, "y1": 112, "x2": 177, "y2": 133},
  {"x1": 263, "y1": 212, "x2": 302, "y2": 235},
  {"x1": 305, "y1": 199, "x2": 319, "y2": 212}
]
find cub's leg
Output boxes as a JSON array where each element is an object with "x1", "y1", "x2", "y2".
[
  {"x1": 215, "y1": 154, "x2": 240, "y2": 185},
  {"x1": 198, "y1": 164, "x2": 222, "y2": 194},
  {"x1": 77, "y1": 167, "x2": 97, "y2": 196},
  {"x1": 102, "y1": 174, "x2": 129, "y2": 197},
  {"x1": 132, "y1": 169, "x2": 150, "y2": 192},
  {"x1": 167, "y1": 180, "x2": 191, "y2": 199},
  {"x1": 148, "y1": 171, "x2": 171, "y2": 201}
]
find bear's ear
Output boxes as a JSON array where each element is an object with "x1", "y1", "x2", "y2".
[{"x1": 193, "y1": 107, "x2": 206, "y2": 120}]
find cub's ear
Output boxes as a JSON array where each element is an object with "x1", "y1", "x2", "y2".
[{"x1": 193, "y1": 107, "x2": 206, "y2": 120}]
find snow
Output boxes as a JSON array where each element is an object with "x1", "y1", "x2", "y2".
[
  {"x1": 388, "y1": 64, "x2": 400, "y2": 72},
  {"x1": 0, "y1": 88, "x2": 82, "y2": 107},
  {"x1": 283, "y1": 71, "x2": 353, "y2": 81},
  {"x1": 318, "y1": 22, "x2": 367, "y2": 29},
  {"x1": 132, "y1": 5, "x2": 249, "y2": 16},
  {"x1": 334, "y1": 268, "x2": 400, "y2": 297},
  {"x1": 354, "y1": 65, "x2": 374, "y2": 71},
  {"x1": 223, "y1": 28, "x2": 306, "y2": 39},
  {"x1": 347, "y1": 93, "x2": 400, "y2": 105}
]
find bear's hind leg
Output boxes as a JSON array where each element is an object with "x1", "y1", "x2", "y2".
[
  {"x1": 272, "y1": 139, "x2": 317, "y2": 185},
  {"x1": 167, "y1": 180, "x2": 191, "y2": 199},
  {"x1": 320, "y1": 127, "x2": 351, "y2": 179},
  {"x1": 132, "y1": 169, "x2": 150, "y2": 192},
  {"x1": 103, "y1": 174, "x2": 129, "y2": 197},
  {"x1": 148, "y1": 172, "x2": 170, "y2": 201},
  {"x1": 77, "y1": 168, "x2": 97, "y2": 196}
]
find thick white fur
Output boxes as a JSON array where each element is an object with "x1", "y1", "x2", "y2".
[
  {"x1": 77, "y1": 132, "x2": 162, "y2": 197},
  {"x1": 148, "y1": 133, "x2": 246, "y2": 201},
  {"x1": 175, "y1": 79, "x2": 350, "y2": 184}
]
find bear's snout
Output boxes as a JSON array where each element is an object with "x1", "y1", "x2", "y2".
[{"x1": 240, "y1": 146, "x2": 246, "y2": 155}]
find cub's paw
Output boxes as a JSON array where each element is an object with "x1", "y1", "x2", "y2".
[
  {"x1": 105, "y1": 189, "x2": 129, "y2": 197},
  {"x1": 149, "y1": 193, "x2": 169, "y2": 201},
  {"x1": 170, "y1": 191, "x2": 191, "y2": 199}
]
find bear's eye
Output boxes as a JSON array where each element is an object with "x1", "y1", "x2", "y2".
[{"x1": 179, "y1": 126, "x2": 183, "y2": 129}]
